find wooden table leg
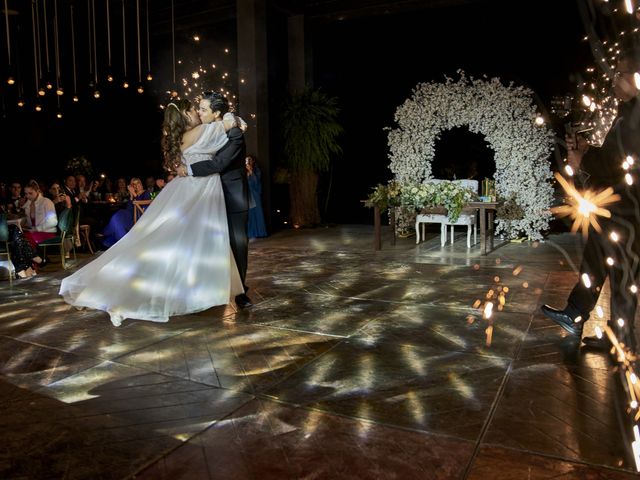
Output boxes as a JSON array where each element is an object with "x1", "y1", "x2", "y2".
[
  {"x1": 488, "y1": 210, "x2": 494, "y2": 252},
  {"x1": 479, "y1": 206, "x2": 487, "y2": 255},
  {"x1": 374, "y1": 205, "x2": 381, "y2": 251}
]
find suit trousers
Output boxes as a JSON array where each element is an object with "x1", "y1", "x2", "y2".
[
  {"x1": 567, "y1": 213, "x2": 639, "y2": 348},
  {"x1": 228, "y1": 210, "x2": 249, "y2": 290}
]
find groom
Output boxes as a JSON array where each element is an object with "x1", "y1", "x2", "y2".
[{"x1": 178, "y1": 91, "x2": 253, "y2": 309}]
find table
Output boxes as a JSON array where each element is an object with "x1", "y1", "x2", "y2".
[
  {"x1": 367, "y1": 201, "x2": 501, "y2": 255},
  {"x1": 466, "y1": 201, "x2": 501, "y2": 255},
  {"x1": 363, "y1": 202, "x2": 396, "y2": 251}
]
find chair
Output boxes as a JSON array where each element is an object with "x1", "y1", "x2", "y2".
[
  {"x1": 0, "y1": 214, "x2": 13, "y2": 286},
  {"x1": 445, "y1": 208, "x2": 477, "y2": 248},
  {"x1": 442, "y1": 180, "x2": 479, "y2": 249},
  {"x1": 415, "y1": 179, "x2": 479, "y2": 248},
  {"x1": 133, "y1": 199, "x2": 153, "y2": 223},
  {"x1": 39, "y1": 208, "x2": 77, "y2": 269},
  {"x1": 79, "y1": 224, "x2": 94, "y2": 254}
]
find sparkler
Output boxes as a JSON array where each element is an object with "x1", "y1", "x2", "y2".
[{"x1": 551, "y1": 172, "x2": 620, "y2": 237}]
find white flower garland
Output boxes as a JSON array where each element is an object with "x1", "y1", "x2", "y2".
[{"x1": 386, "y1": 72, "x2": 555, "y2": 240}]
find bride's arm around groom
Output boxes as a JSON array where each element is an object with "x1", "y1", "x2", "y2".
[{"x1": 179, "y1": 126, "x2": 254, "y2": 309}]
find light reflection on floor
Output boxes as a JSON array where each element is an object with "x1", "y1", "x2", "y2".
[{"x1": 0, "y1": 225, "x2": 635, "y2": 479}]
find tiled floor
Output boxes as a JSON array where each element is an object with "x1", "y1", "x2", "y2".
[{"x1": 0, "y1": 225, "x2": 636, "y2": 479}]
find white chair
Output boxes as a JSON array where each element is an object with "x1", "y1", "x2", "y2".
[
  {"x1": 416, "y1": 213, "x2": 447, "y2": 245},
  {"x1": 442, "y1": 180, "x2": 479, "y2": 249},
  {"x1": 415, "y1": 179, "x2": 479, "y2": 248}
]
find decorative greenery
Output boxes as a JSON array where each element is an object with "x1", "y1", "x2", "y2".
[
  {"x1": 281, "y1": 88, "x2": 344, "y2": 227},
  {"x1": 366, "y1": 180, "x2": 477, "y2": 223},
  {"x1": 385, "y1": 71, "x2": 555, "y2": 240},
  {"x1": 363, "y1": 180, "x2": 401, "y2": 212},
  {"x1": 65, "y1": 155, "x2": 94, "y2": 179},
  {"x1": 496, "y1": 194, "x2": 525, "y2": 221}
]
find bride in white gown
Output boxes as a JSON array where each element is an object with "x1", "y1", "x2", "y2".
[{"x1": 60, "y1": 99, "x2": 244, "y2": 326}]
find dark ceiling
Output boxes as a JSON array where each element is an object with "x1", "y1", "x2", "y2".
[{"x1": 151, "y1": 0, "x2": 487, "y2": 32}]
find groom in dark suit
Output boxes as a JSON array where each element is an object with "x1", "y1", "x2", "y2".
[{"x1": 181, "y1": 92, "x2": 253, "y2": 309}]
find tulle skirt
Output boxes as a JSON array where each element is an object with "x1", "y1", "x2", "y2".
[{"x1": 59, "y1": 175, "x2": 243, "y2": 326}]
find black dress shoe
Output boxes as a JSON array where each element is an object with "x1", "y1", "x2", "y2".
[
  {"x1": 235, "y1": 293, "x2": 253, "y2": 309},
  {"x1": 541, "y1": 304, "x2": 583, "y2": 336},
  {"x1": 582, "y1": 335, "x2": 612, "y2": 350}
]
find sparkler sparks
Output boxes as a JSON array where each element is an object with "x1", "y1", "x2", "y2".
[{"x1": 551, "y1": 172, "x2": 620, "y2": 237}]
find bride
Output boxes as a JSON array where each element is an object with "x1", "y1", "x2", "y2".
[{"x1": 59, "y1": 98, "x2": 244, "y2": 326}]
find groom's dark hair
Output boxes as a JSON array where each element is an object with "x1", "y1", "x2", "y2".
[{"x1": 202, "y1": 91, "x2": 229, "y2": 115}]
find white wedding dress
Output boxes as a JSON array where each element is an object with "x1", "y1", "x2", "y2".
[{"x1": 60, "y1": 122, "x2": 244, "y2": 326}]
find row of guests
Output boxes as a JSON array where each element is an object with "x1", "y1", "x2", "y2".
[
  {"x1": 1, "y1": 173, "x2": 172, "y2": 215},
  {"x1": 3, "y1": 176, "x2": 162, "y2": 278}
]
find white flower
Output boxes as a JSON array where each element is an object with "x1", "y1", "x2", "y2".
[{"x1": 385, "y1": 71, "x2": 554, "y2": 240}]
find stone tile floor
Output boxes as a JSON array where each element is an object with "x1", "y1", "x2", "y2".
[{"x1": 0, "y1": 224, "x2": 637, "y2": 479}]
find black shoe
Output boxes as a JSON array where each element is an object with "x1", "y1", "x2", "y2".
[
  {"x1": 582, "y1": 335, "x2": 612, "y2": 351},
  {"x1": 541, "y1": 304, "x2": 584, "y2": 336},
  {"x1": 235, "y1": 293, "x2": 253, "y2": 309}
]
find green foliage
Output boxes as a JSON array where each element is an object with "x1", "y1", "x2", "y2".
[
  {"x1": 282, "y1": 88, "x2": 343, "y2": 173},
  {"x1": 363, "y1": 181, "x2": 402, "y2": 212},
  {"x1": 366, "y1": 181, "x2": 478, "y2": 223}
]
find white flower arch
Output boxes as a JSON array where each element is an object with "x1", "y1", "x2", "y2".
[{"x1": 386, "y1": 72, "x2": 556, "y2": 240}]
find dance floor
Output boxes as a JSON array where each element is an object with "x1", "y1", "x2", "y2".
[{"x1": 0, "y1": 225, "x2": 637, "y2": 479}]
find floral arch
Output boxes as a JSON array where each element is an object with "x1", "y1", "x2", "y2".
[{"x1": 386, "y1": 72, "x2": 556, "y2": 240}]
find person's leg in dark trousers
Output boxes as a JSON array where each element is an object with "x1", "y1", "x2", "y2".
[
  {"x1": 608, "y1": 238, "x2": 640, "y2": 350},
  {"x1": 565, "y1": 230, "x2": 610, "y2": 320},
  {"x1": 227, "y1": 210, "x2": 249, "y2": 289}
]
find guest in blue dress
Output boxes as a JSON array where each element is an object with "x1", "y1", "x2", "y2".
[
  {"x1": 246, "y1": 155, "x2": 268, "y2": 238},
  {"x1": 101, "y1": 178, "x2": 151, "y2": 248}
]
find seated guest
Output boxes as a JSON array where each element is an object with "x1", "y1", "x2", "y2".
[
  {"x1": 75, "y1": 174, "x2": 90, "y2": 203},
  {"x1": 114, "y1": 177, "x2": 129, "y2": 202},
  {"x1": 22, "y1": 179, "x2": 58, "y2": 247},
  {"x1": 7, "y1": 225, "x2": 41, "y2": 278},
  {"x1": 6, "y1": 181, "x2": 25, "y2": 214},
  {"x1": 62, "y1": 174, "x2": 80, "y2": 208},
  {"x1": 23, "y1": 180, "x2": 58, "y2": 273},
  {"x1": 100, "y1": 177, "x2": 151, "y2": 248},
  {"x1": 155, "y1": 172, "x2": 175, "y2": 192},
  {"x1": 48, "y1": 181, "x2": 72, "y2": 215}
]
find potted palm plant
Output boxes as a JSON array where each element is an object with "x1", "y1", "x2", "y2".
[{"x1": 281, "y1": 88, "x2": 343, "y2": 227}]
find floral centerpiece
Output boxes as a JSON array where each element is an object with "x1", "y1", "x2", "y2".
[
  {"x1": 366, "y1": 180, "x2": 477, "y2": 223},
  {"x1": 363, "y1": 180, "x2": 401, "y2": 212}
]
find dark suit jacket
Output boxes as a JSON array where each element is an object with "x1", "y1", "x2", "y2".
[{"x1": 190, "y1": 127, "x2": 249, "y2": 214}]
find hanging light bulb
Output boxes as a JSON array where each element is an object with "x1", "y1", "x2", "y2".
[
  {"x1": 123, "y1": 80, "x2": 129, "y2": 89},
  {"x1": 93, "y1": 89, "x2": 101, "y2": 98},
  {"x1": 107, "y1": 74, "x2": 114, "y2": 82},
  {"x1": 35, "y1": 104, "x2": 42, "y2": 112},
  {"x1": 17, "y1": 99, "x2": 24, "y2": 107},
  {"x1": 146, "y1": 73, "x2": 152, "y2": 81},
  {"x1": 46, "y1": 82, "x2": 53, "y2": 90},
  {"x1": 56, "y1": 111, "x2": 63, "y2": 119},
  {"x1": 7, "y1": 77, "x2": 15, "y2": 85},
  {"x1": 137, "y1": 84, "x2": 144, "y2": 94},
  {"x1": 56, "y1": 87, "x2": 64, "y2": 96},
  {"x1": 73, "y1": 94, "x2": 79, "y2": 102},
  {"x1": 38, "y1": 88, "x2": 46, "y2": 96}
]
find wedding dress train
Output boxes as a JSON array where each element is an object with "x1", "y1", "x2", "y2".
[{"x1": 60, "y1": 122, "x2": 244, "y2": 325}]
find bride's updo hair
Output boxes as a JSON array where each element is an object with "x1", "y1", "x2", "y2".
[
  {"x1": 202, "y1": 91, "x2": 230, "y2": 117},
  {"x1": 161, "y1": 98, "x2": 192, "y2": 172}
]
